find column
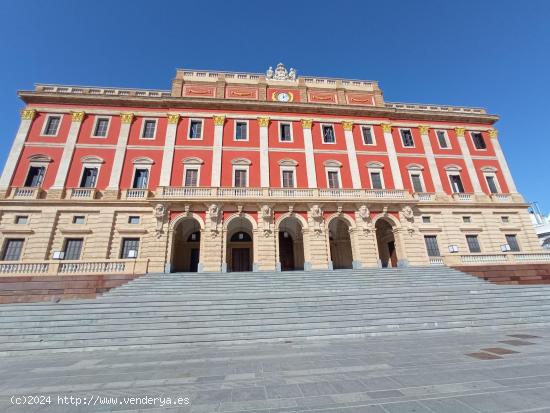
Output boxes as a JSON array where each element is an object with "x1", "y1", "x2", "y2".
[
  {"x1": 0, "y1": 109, "x2": 36, "y2": 197},
  {"x1": 301, "y1": 119, "x2": 317, "y2": 188},
  {"x1": 489, "y1": 129, "x2": 517, "y2": 193},
  {"x1": 342, "y1": 121, "x2": 361, "y2": 189},
  {"x1": 455, "y1": 127, "x2": 482, "y2": 194},
  {"x1": 381, "y1": 123, "x2": 404, "y2": 189},
  {"x1": 211, "y1": 115, "x2": 225, "y2": 187},
  {"x1": 107, "y1": 112, "x2": 134, "y2": 191},
  {"x1": 50, "y1": 111, "x2": 85, "y2": 193},
  {"x1": 159, "y1": 113, "x2": 180, "y2": 187},
  {"x1": 258, "y1": 117, "x2": 270, "y2": 188},
  {"x1": 418, "y1": 125, "x2": 443, "y2": 193}
]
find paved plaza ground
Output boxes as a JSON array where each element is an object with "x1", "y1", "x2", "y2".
[{"x1": 2, "y1": 327, "x2": 550, "y2": 413}]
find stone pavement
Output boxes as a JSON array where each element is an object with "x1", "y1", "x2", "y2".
[{"x1": 2, "y1": 327, "x2": 550, "y2": 413}]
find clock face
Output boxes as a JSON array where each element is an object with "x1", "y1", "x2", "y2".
[{"x1": 274, "y1": 91, "x2": 292, "y2": 102}]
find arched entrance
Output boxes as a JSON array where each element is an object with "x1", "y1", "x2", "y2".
[
  {"x1": 226, "y1": 217, "x2": 254, "y2": 272},
  {"x1": 375, "y1": 218, "x2": 397, "y2": 268},
  {"x1": 278, "y1": 216, "x2": 305, "y2": 271},
  {"x1": 328, "y1": 217, "x2": 353, "y2": 269},
  {"x1": 171, "y1": 217, "x2": 202, "y2": 272}
]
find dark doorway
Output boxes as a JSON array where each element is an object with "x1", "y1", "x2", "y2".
[
  {"x1": 279, "y1": 231, "x2": 295, "y2": 271},
  {"x1": 171, "y1": 220, "x2": 201, "y2": 272},
  {"x1": 189, "y1": 248, "x2": 200, "y2": 272},
  {"x1": 328, "y1": 218, "x2": 353, "y2": 269},
  {"x1": 226, "y1": 219, "x2": 254, "y2": 272},
  {"x1": 375, "y1": 218, "x2": 397, "y2": 268},
  {"x1": 232, "y1": 248, "x2": 251, "y2": 272},
  {"x1": 388, "y1": 241, "x2": 397, "y2": 268},
  {"x1": 278, "y1": 217, "x2": 305, "y2": 271}
]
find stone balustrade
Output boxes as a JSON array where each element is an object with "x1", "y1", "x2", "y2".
[{"x1": 0, "y1": 259, "x2": 149, "y2": 276}]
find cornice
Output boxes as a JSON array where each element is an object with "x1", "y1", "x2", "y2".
[{"x1": 18, "y1": 91, "x2": 499, "y2": 124}]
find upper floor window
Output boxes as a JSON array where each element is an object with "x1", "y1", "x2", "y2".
[
  {"x1": 322, "y1": 125, "x2": 335, "y2": 143},
  {"x1": 449, "y1": 174, "x2": 465, "y2": 193},
  {"x1": 424, "y1": 235, "x2": 441, "y2": 257},
  {"x1": 234, "y1": 169, "x2": 248, "y2": 187},
  {"x1": 506, "y1": 234, "x2": 520, "y2": 252},
  {"x1": 235, "y1": 121, "x2": 248, "y2": 141},
  {"x1": 80, "y1": 167, "x2": 98, "y2": 188},
  {"x1": 141, "y1": 119, "x2": 157, "y2": 139},
  {"x1": 63, "y1": 238, "x2": 83, "y2": 260},
  {"x1": 281, "y1": 169, "x2": 295, "y2": 188},
  {"x1": 189, "y1": 120, "x2": 202, "y2": 139},
  {"x1": 24, "y1": 166, "x2": 45, "y2": 187},
  {"x1": 132, "y1": 169, "x2": 149, "y2": 189},
  {"x1": 400, "y1": 129, "x2": 414, "y2": 147},
  {"x1": 410, "y1": 173, "x2": 424, "y2": 193},
  {"x1": 184, "y1": 168, "x2": 199, "y2": 187},
  {"x1": 327, "y1": 170, "x2": 341, "y2": 189},
  {"x1": 471, "y1": 132, "x2": 487, "y2": 150},
  {"x1": 279, "y1": 122, "x2": 292, "y2": 142},
  {"x1": 362, "y1": 126, "x2": 375, "y2": 145},
  {"x1": 485, "y1": 175, "x2": 499, "y2": 194},
  {"x1": 436, "y1": 130, "x2": 449, "y2": 149},
  {"x1": 466, "y1": 235, "x2": 481, "y2": 253},
  {"x1": 43, "y1": 115, "x2": 61, "y2": 136},
  {"x1": 1, "y1": 239, "x2": 24, "y2": 261},
  {"x1": 93, "y1": 117, "x2": 110, "y2": 137},
  {"x1": 370, "y1": 171, "x2": 383, "y2": 189}
]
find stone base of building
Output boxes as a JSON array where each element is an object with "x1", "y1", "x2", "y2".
[{"x1": 453, "y1": 263, "x2": 550, "y2": 285}]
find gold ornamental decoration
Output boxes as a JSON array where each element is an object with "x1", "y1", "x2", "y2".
[
  {"x1": 455, "y1": 127, "x2": 465, "y2": 137},
  {"x1": 20, "y1": 109, "x2": 36, "y2": 120},
  {"x1": 342, "y1": 121, "x2": 354, "y2": 131},
  {"x1": 488, "y1": 129, "x2": 498, "y2": 138},
  {"x1": 213, "y1": 115, "x2": 226, "y2": 126},
  {"x1": 167, "y1": 113, "x2": 180, "y2": 124},
  {"x1": 71, "y1": 111, "x2": 85, "y2": 122},
  {"x1": 381, "y1": 123, "x2": 392, "y2": 133},
  {"x1": 257, "y1": 117, "x2": 270, "y2": 127},
  {"x1": 418, "y1": 125, "x2": 430, "y2": 134},
  {"x1": 120, "y1": 112, "x2": 134, "y2": 124},
  {"x1": 300, "y1": 119, "x2": 313, "y2": 129}
]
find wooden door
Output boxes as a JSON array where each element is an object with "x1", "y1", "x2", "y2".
[
  {"x1": 279, "y1": 232, "x2": 295, "y2": 271},
  {"x1": 232, "y1": 248, "x2": 251, "y2": 272}
]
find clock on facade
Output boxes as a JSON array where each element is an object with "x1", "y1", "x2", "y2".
[{"x1": 272, "y1": 91, "x2": 294, "y2": 102}]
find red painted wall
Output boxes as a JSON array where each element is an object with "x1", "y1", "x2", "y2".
[
  {"x1": 11, "y1": 146, "x2": 64, "y2": 189},
  {"x1": 65, "y1": 148, "x2": 116, "y2": 189},
  {"x1": 268, "y1": 152, "x2": 308, "y2": 188},
  {"x1": 171, "y1": 149, "x2": 213, "y2": 187}
]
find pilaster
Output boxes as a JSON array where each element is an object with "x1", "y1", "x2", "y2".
[
  {"x1": 381, "y1": 123, "x2": 404, "y2": 189},
  {"x1": 301, "y1": 119, "x2": 318, "y2": 188},
  {"x1": 258, "y1": 117, "x2": 270, "y2": 188},
  {"x1": 211, "y1": 115, "x2": 225, "y2": 187},
  {"x1": 418, "y1": 126, "x2": 444, "y2": 193},
  {"x1": 455, "y1": 127, "x2": 483, "y2": 194},
  {"x1": 106, "y1": 112, "x2": 134, "y2": 193},
  {"x1": 0, "y1": 109, "x2": 36, "y2": 198},
  {"x1": 159, "y1": 113, "x2": 180, "y2": 187},
  {"x1": 342, "y1": 121, "x2": 362, "y2": 189}
]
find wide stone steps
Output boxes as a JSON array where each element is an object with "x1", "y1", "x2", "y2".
[{"x1": 1, "y1": 266, "x2": 550, "y2": 354}]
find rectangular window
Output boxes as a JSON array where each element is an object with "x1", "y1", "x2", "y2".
[
  {"x1": 322, "y1": 125, "x2": 335, "y2": 143},
  {"x1": 142, "y1": 120, "x2": 156, "y2": 139},
  {"x1": 15, "y1": 216, "x2": 28, "y2": 224},
  {"x1": 93, "y1": 118, "x2": 109, "y2": 137},
  {"x1": 234, "y1": 169, "x2": 247, "y2": 187},
  {"x1": 24, "y1": 166, "x2": 45, "y2": 187},
  {"x1": 120, "y1": 238, "x2": 140, "y2": 259},
  {"x1": 132, "y1": 169, "x2": 149, "y2": 189},
  {"x1": 80, "y1": 167, "x2": 98, "y2": 188},
  {"x1": 422, "y1": 216, "x2": 431, "y2": 224},
  {"x1": 424, "y1": 235, "x2": 440, "y2": 257},
  {"x1": 501, "y1": 216, "x2": 510, "y2": 224},
  {"x1": 189, "y1": 120, "x2": 202, "y2": 139},
  {"x1": 463, "y1": 216, "x2": 471, "y2": 223},
  {"x1": 72, "y1": 216, "x2": 85, "y2": 224},
  {"x1": 327, "y1": 170, "x2": 340, "y2": 189},
  {"x1": 128, "y1": 216, "x2": 140, "y2": 224},
  {"x1": 43, "y1": 116, "x2": 61, "y2": 136},
  {"x1": 410, "y1": 174, "x2": 424, "y2": 193},
  {"x1": 450, "y1": 174, "x2": 465, "y2": 193},
  {"x1": 472, "y1": 132, "x2": 487, "y2": 150},
  {"x1": 362, "y1": 126, "x2": 374, "y2": 145},
  {"x1": 280, "y1": 123, "x2": 292, "y2": 142},
  {"x1": 370, "y1": 172, "x2": 383, "y2": 189},
  {"x1": 282, "y1": 170, "x2": 295, "y2": 188},
  {"x1": 235, "y1": 121, "x2": 248, "y2": 141},
  {"x1": 436, "y1": 130, "x2": 449, "y2": 148},
  {"x1": 400, "y1": 129, "x2": 414, "y2": 147},
  {"x1": 184, "y1": 168, "x2": 198, "y2": 187},
  {"x1": 486, "y1": 176, "x2": 499, "y2": 194},
  {"x1": 63, "y1": 238, "x2": 83, "y2": 260},
  {"x1": 506, "y1": 234, "x2": 520, "y2": 252},
  {"x1": 466, "y1": 235, "x2": 481, "y2": 253},
  {"x1": 2, "y1": 239, "x2": 24, "y2": 261}
]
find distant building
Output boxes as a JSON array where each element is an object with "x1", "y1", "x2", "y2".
[
  {"x1": 529, "y1": 204, "x2": 550, "y2": 249},
  {"x1": 0, "y1": 63, "x2": 547, "y2": 275}
]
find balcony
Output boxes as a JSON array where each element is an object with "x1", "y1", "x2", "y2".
[
  {"x1": 452, "y1": 193, "x2": 474, "y2": 202},
  {"x1": 413, "y1": 192, "x2": 435, "y2": 201},
  {"x1": 122, "y1": 189, "x2": 149, "y2": 200},
  {"x1": 490, "y1": 193, "x2": 511, "y2": 203},
  {"x1": 67, "y1": 188, "x2": 97, "y2": 199},
  {"x1": 10, "y1": 187, "x2": 43, "y2": 199}
]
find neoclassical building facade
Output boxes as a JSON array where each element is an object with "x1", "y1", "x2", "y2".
[{"x1": 0, "y1": 64, "x2": 546, "y2": 275}]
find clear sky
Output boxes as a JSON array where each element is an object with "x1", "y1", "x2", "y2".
[{"x1": 1, "y1": 0, "x2": 548, "y2": 212}]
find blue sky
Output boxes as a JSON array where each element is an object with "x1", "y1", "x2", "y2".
[{"x1": 1, "y1": 0, "x2": 548, "y2": 211}]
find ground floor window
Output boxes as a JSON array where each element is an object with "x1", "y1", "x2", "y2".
[
  {"x1": 466, "y1": 235, "x2": 481, "y2": 253},
  {"x1": 506, "y1": 234, "x2": 520, "y2": 252},
  {"x1": 424, "y1": 235, "x2": 440, "y2": 257},
  {"x1": 64, "y1": 238, "x2": 83, "y2": 260},
  {"x1": 120, "y1": 238, "x2": 140, "y2": 258},
  {"x1": 1, "y1": 239, "x2": 24, "y2": 261}
]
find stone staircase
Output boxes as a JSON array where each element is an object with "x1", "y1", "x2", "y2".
[{"x1": 1, "y1": 266, "x2": 550, "y2": 355}]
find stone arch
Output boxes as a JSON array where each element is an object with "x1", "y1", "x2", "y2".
[
  {"x1": 223, "y1": 213, "x2": 258, "y2": 230},
  {"x1": 80, "y1": 155, "x2": 104, "y2": 164},
  {"x1": 277, "y1": 215, "x2": 306, "y2": 271},
  {"x1": 132, "y1": 156, "x2": 154, "y2": 165},
  {"x1": 374, "y1": 216, "x2": 404, "y2": 268},
  {"x1": 325, "y1": 212, "x2": 356, "y2": 229},
  {"x1": 169, "y1": 212, "x2": 205, "y2": 231},
  {"x1": 27, "y1": 154, "x2": 52, "y2": 163},
  {"x1": 327, "y1": 215, "x2": 355, "y2": 269},
  {"x1": 169, "y1": 215, "x2": 204, "y2": 272},
  {"x1": 224, "y1": 213, "x2": 256, "y2": 272},
  {"x1": 275, "y1": 212, "x2": 308, "y2": 230},
  {"x1": 182, "y1": 157, "x2": 204, "y2": 165},
  {"x1": 372, "y1": 213, "x2": 401, "y2": 228}
]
